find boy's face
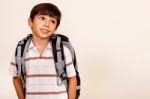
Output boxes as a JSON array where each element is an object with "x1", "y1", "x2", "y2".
[{"x1": 28, "y1": 14, "x2": 57, "y2": 39}]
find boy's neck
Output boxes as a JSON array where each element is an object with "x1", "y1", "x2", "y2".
[
  {"x1": 32, "y1": 34, "x2": 49, "y2": 48},
  {"x1": 32, "y1": 34, "x2": 50, "y2": 56}
]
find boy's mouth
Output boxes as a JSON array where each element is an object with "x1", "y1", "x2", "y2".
[{"x1": 40, "y1": 28, "x2": 50, "y2": 33}]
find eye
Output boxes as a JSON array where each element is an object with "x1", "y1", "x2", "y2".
[
  {"x1": 39, "y1": 16, "x2": 45, "y2": 20},
  {"x1": 51, "y1": 20, "x2": 56, "y2": 24}
]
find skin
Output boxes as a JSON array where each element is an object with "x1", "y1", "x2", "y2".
[
  {"x1": 13, "y1": 14, "x2": 77, "y2": 99},
  {"x1": 13, "y1": 77, "x2": 25, "y2": 99},
  {"x1": 28, "y1": 14, "x2": 57, "y2": 55}
]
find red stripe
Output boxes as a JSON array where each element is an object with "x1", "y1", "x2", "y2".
[
  {"x1": 26, "y1": 74, "x2": 58, "y2": 77},
  {"x1": 10, "y1": 62, "x2": 16, "y2": 67},
  {"x1": 66, "y1": 61, "x2": 73, "y2": 67},
  {"x1": 27, "y1": 90, "x2": 67, "y2": 95},
  {"x1": 25, "y1": 57, "x2": 54, "y2": 61}
]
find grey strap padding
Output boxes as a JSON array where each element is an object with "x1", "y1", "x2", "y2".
[
  {"x1": 62, "y1": 41, "x2": 78, "y2": 69},
  {"x1": 56, "y1": 36, "x2": 62, "y2": 62},
  {"x1": 55, "y1": 36, "x2": 67, "y2": 85},
  {"x1": 62, "y1": 41, "x2": 75, "y2": 60},
  {"x1": 22, "y1": 37, "x2": 32, "y2": 74}
]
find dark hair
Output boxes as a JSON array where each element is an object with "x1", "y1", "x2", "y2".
[{"x1": 30, "y1": 3, "x2": 61, "y2": 28}]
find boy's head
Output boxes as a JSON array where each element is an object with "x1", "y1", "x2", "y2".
[{"x1": 30, "y1": 3, "x2": 61, "y2": 29}]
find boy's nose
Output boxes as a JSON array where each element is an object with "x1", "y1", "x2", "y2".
[{"x1": 44, "y1": 21, "x2": 50, "y2": 27}]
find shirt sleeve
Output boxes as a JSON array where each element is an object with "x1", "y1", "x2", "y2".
[
  {"x1": 63, "y1": 46, "x2": 76, "y2": 78},
  {"x1": 8, "y1": 51, "x2": 18, "y2": 77}
]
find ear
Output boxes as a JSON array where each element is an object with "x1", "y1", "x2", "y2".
[{"x1": 28, "y1": 18, "x2": 33, "y2": 28}]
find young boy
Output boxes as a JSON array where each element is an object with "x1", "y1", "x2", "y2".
[{"x1": 9, "y1": 3, "x2": 77, "y2": 99}]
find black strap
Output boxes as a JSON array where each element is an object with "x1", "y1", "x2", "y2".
[{"x1": 51, "y1": 34, "x2": 67, "y2": 80}]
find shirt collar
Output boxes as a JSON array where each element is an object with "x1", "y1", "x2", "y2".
[{"x1": 28, "y1": 40, "x2": 51, "y2": 50}]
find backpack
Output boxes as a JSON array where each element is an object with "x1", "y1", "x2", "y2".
[{"x1": 15, "y1": 34, "x2": 81, "y2": 99}]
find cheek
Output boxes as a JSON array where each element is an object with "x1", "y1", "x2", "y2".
[
  {"x1": 34, "y1": 21, "x2": 42, "y2": 29},
  {"x1": 51, "y1": 24, "x2": 57, "y2": 31},
  {"x1": 32, "y1": 23, "x2": 40, "y2": 31}
]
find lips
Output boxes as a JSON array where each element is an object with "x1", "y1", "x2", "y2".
[{"x1": 40, "y1": 28, "x2": 50, "y2": 33}]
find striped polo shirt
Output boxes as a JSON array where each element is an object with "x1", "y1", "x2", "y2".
[{"x1": 9, "y1": 40, "x2": 76, "y2": 99}]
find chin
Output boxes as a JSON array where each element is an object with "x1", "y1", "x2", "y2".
[{"x1": 40, "y1": 34, "x2": 53, "y2": 39}]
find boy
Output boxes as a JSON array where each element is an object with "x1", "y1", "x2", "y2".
[{"x1": 9, "y1": 3, "x2": 77, "y2": 99}]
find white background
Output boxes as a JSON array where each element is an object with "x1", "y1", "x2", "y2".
[{"x1": 1, "y1": 0, "x2": 150, "y2": 99}]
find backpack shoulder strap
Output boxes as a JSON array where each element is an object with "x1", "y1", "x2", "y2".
[
  {"x1": 51, "y1": 34, "x2": 68, "y2": 83},
  {"x1": 15, "y1": 34, "x2": 32, "y2": 75},
  {"x1": 15, "y1": 34, "x2": 32, "y2": 89}
]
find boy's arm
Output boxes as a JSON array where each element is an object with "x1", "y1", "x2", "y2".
[
  {"x1": 13, "y1": 76, "x2": 25, "y2": 99},
  {"x1": 68, "y1": 76, "x2": 77, "y2": 99}
]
